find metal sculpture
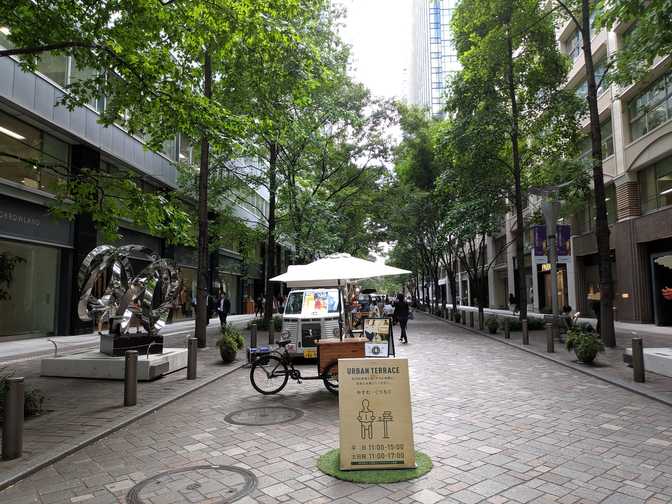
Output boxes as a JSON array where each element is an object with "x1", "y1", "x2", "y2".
[{"x1": 77, "y1": 245, "x2": 181, "y2": 356}]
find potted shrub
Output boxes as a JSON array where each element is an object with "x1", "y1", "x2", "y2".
[
  {"x1": 273, "y1": 315, "x2": 283, "y2": 332},
  {"x1": 485, "y1": 316, "x2": 499, "y2": 334},
  {"x1": 565, "y1": 326, "x2": 604, "y2": 364},
  {"x1": 216, "y1": 325, "x2": 245, "y2": 363}
]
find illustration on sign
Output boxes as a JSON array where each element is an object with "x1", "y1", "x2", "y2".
[{"x1": 339, "y1": 358, "x2": 415, "y2": 470}]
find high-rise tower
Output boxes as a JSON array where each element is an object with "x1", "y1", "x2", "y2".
[{"x1": 409, "y1": 0, "x2": 460, "y2": 117}]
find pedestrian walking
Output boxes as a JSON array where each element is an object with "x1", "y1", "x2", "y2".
[
  {"x1": 509, "y1": 293, "x2": 518, "y2": 315},
  {"x1": 393, "y1": 293, "x2": 410, "y2": 344},
  {"x1": 255, "y1": 296, "x2": 264, "y2": 318},
  {"x1": 217, "y1": 291, "x2": 231, "y2": 327}
]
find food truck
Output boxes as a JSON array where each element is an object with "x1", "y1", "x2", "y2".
[{"x1": 281, "y1": 288, "x2": 344, "y2": 358}]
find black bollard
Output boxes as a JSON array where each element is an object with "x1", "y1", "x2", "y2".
[
  {"x1": 522, "y1": 319, "x2": 529, "y2": 345},
  {"x1": 545, "y1": 323, "x2": 554, "y2": 353},
  {"x1": 2, "y1": 377, "x2": 24, "y2": 460},
  {"x1": 504, "y1": 318, "x2": 510, "y2": 339},
  {"x1": 124, "y1": 350, "x2": 138, "y2": 406},
  {"x1": 632, "y1": 338, "x2": 645, "y2": 383},
  {"x1": 187, "y1": 337, "x2": 197, "y2": 380},
  {"x1": 469, "y1": 311, "x2": 474, "y2": 328},
  {"x1": 250, "y1": 323, "x2": 258, "y2": 348}
]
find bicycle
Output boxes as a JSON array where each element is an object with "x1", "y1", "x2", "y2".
[{"x1": 249, "y1": 337, "x2": 339, "y2": 395}]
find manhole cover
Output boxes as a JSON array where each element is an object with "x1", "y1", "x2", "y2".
[
  {"x1": 224, "y1": 406, "x2": 304, "y2": 426},
  {"x1": 126, "y1": 465, "x2": 257, "y2": 504}
]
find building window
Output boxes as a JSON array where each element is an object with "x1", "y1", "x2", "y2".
[
  {"x1": 574, "y1": 60, "x2": 609, "y2": 99},
  {"x1": 565, "y1": 28, "x2": 582, "y2": 61},
  {"x1": 629, "y1": 71, "x2": 672, "y2": 141},
  {"x1": 35, "y1": 53, "x2": 69, "y2": 88},
  {"x1": 0, "y1": 111, "x2": 68, "y2": 193},
  {"x1": 579, "y1": 118, "x2": 614, "y2": 160},
  {"x1": 639, "y1": 156, "x2": 672, "y2": 214}
]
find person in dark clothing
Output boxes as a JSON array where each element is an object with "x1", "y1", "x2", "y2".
[
  {"x1": 255, "y1": 296, "x2": 263, "y2": 317},
  {"x1": 509, "y1": 293, "x2": 518, "y2": 315},
  {"x1": 217, "y1": 291, "x2": 231, "y2": 327},
  {"x1": 393, "y1": 293, "x2": 410, "y2": 344}
]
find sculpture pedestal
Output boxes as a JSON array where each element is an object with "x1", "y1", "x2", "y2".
[
  {"x1": 100, "y1": 333, "x2": 163, "y2": 356},
  {"x1": 40, "y1": 348, "x2": 188, "y2": 381}
]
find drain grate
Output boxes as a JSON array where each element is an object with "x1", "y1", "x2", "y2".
[
  {"x1": 126, "y1": 465, "x2": 257, "y2": 504},
  {"x1": 223, "y1": 406, "x2": 304, "y2": 426}
]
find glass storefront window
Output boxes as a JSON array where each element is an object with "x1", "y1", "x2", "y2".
[
  {"x1": 172, "y1": 267, "x2": 196, "y2": 321},
  {"x1": 0, "y1": 240, "x2": 59, "y2": 337}
]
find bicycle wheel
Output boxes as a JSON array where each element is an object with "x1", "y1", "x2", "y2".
[
  {"x1": 250, "y1": 355, "x2": 289, "y2": 395},
  {"x1": 322, "y1": 362, "x2": 339, "y2": 395}
]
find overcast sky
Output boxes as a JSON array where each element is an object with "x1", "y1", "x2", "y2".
[{"x1": 338, "y1": 0, "x2": 411, "y2": 101}]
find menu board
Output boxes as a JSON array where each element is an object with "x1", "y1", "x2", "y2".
[
  {"x1": 338, "y1": 358, "x2": 415, "y2": 470},
  {"x1": 362, "y1": 317, "x2": 394, "y2": 357}
]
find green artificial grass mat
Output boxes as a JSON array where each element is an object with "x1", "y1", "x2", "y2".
[{"x1": 317, "y1": 449, "x2": 432, "y2": 483}]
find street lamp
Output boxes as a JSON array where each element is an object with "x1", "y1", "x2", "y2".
[
  {"x1": 541, "y1": 198, "x2": 561, "y2": 338},
  {"x1": 531, "y1": 182, "x2": 571, "y2": 339}
]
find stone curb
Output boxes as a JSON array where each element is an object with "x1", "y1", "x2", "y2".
[
  {"x1": 421, "y1": 311, "x2": 672, "y2": 410},
  {"x1": 0, "y1": 360, "x2": 246, "y2": 492}
]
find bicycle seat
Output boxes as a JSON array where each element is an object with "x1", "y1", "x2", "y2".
[{"x1": 277, "y1": 339, "x2": 292, "y2": 347}]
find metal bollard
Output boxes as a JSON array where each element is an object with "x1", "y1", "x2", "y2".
[
  {"x1": 462, "y1": 311, "x2": 466, "y2": 325},
  {"x1": 124, "y1": 350, "x2": 138, "y2": 407},
  {"x1": 187, "y1": 337, "x2": 197, "y2": 380},
  {"x1": 504, "y1": 318, "x2": 510, "y2": 339},
  {"x1": 2, "y1": 377, "x2": 24, "y2": 460},
  {"x1": 545, "y1": 323, "x2": 554, "y2": 353},
  {"x1": 522, "y1": 319, "x2": 529, "y2": 345},
  {"x1": 269, "y1": 323, "x2": 275, "y2": 345},
  {"x1": 632, "y1": 337, "x2": 645, "y2": 383},
  {"x1": 250, "y1": 323, "x2": 258, "y2": 348},
  {"x1": 469, "y1": 311, "x2": 474, "y2": 328}
]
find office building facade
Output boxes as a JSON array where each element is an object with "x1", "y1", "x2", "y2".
[{"x1": 0, "y1": 36, "x2": 283, "y2": 339}]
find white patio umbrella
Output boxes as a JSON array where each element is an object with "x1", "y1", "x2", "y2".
[
  {"x1": 270, "y1": 253, "x2": 410, "y2": 286},
  {"x1": 270, "y1": 253, "x2": 410, "y2": 339}
]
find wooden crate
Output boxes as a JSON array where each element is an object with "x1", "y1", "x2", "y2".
[{"x1": 316, "y1": 338, "x2": 367, "y2": 375}]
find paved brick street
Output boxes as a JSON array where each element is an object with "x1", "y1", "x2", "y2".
[
  {"x1": 2, "y1": 313, "x2": 672, "y2": 504},
  {"x1": 0, "y1": 316, "x2": 254, "y2": 490}
]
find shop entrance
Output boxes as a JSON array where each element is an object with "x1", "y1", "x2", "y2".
[
  {"x1": 537, "y1": 263, "x2": 568, "y2": 313},
  {"x1": 651, "y1": 251, "x2": 672, "y2": 326}
]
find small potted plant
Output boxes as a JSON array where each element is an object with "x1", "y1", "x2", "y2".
[
  {"x1": 216, "y1": 325, "x2": 245, "y2": 363},
  {"x1": 485, "y1": 316, "x2": 499, "y2": 334},
  {"x1": 565, "y1": 326, "x2": 604, "y2": 364}
]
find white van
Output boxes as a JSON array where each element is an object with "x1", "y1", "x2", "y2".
[{"x1": 282, "y1": 288, "x2": 343, "y2": 358}]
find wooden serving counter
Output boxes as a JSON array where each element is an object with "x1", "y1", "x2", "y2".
[{"x1": 316, "y1": 338, "x2": 367, "y2": 375}]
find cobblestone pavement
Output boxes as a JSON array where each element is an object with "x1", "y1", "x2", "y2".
[
  {"x1": 0, "y1": 316, "x2": 255, "y2": 488},
  {"x1": 3, "y1": 313, "x2": 672, "y2": 504},
  {"x1": 435, "y1": 310, "x2": 672, "y2": 405}
]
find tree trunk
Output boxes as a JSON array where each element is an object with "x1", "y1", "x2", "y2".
[
  {"x1": 195, "y1": 50, "x2": 212, "y2": 348},
  {"x1": 263, "y1": 142, "x2": 278, "y2": 325},
  {"x1": 580, "y1": 0, "x2": 615, "y2": 347},
  {"x1": 506, "y1": 30, "x2": 528, "y2": 322}
]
